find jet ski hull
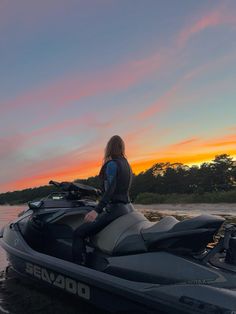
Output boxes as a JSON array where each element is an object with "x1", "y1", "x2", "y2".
[
  {"x1": 0, "y1": 223, "x2": 178, "y2": 313},
  {"x1": 1, "y1": 222, "x2": 236, "y2": 314}
]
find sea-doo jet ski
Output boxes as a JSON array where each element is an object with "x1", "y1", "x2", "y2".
[{"x1": 1, "y1": 180, "x2": 236, "y2": 313}]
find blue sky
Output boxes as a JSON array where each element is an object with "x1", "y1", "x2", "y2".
[{"x1": 0, "y1": 0, "x2": 236, "y2": 192}]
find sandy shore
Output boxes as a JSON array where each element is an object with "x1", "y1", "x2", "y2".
[{"x1": 135, "y1": 203, "x2": 236, "y2": 217}]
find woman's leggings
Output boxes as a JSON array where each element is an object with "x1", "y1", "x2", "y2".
[{"x1": 72, "y1": 204, "x2": 131, "y2": 264}]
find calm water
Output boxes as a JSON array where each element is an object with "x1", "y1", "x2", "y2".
[
  {"x1": 0, "y1": 205, "x2": 25, "y2": 270},
  {"x1": 1, "y1": 204, "x2": 236, "y2": 314}
]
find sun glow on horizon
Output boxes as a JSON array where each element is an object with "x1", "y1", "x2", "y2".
[{"x1": 2, "y1": 151, "x2": 235, "y2": 193}]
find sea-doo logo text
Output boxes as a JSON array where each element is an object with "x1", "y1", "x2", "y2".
[{"x1": 25, "y1": 263, "x2": 90, "y2": 300}]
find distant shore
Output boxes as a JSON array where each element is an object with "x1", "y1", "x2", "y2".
[
  {"x1": 136, "y1": 203, "x2": 236, "y2": 217},
  {"x1": 1, "y1": 202, "x2": 236, "y2": 207}
]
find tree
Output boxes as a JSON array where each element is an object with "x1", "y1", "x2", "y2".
[{"x1": 211, "y1": 154, "x2": 235, "y2": 191}]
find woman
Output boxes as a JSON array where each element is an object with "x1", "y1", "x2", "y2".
[{"x1": 72, "y1": 135, "x2": 133, "y2": 265}]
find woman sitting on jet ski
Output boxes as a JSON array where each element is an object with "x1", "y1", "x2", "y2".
[{"x1": 72, "y1": 135, "x2": 133, "y2": 264}]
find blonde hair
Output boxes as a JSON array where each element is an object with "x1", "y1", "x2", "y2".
[{"x1": 104, "y1": 135, "x2": 126, "y2": 163}]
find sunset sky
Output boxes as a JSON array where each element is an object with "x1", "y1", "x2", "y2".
[{"x1": 1, "y1": 0, "x2": 236, "y2": 192}]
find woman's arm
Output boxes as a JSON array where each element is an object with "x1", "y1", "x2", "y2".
[
  {"x1": 94, "y1": 161, "x2": 117, "y2": 213},
  {"x1": 84, "y1": 161, "x2": 117, "y2": 222}
]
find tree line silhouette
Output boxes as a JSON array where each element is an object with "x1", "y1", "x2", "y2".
[
  {"x1": 130, "y1": 154, "x2": 236, "y2": 198},
  {"x1": 0, "y1": 154, "x2": 235, "y2": 205}
]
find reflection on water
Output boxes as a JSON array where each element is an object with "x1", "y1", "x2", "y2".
[{"x1": 0, "y1": 204, "x2": 236, "y2": 314}]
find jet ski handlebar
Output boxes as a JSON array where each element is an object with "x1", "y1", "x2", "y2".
[
  {"x1": 49, "y1": 180, "x2": 101, "y2": 197},
  {"x1": 49, "y1": 180, "x2": 61, "y2": 188}
]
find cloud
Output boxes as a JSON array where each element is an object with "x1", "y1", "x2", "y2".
[
  {"x1": 2, "y1": 2, "x2": 234, "y2": 118},
  {"x1": 171, "y1": 137, "x2": 200, "y2": 147},
  {"x1": 124, "y1": 131, "x2": 236, "y2": 174},
  {"x1": 135, "y1": 82, "x2": 181, "y2": 120},
  {"x1": 177, "y1": 3, "x2": 236, "y2": 47},
  {"x1": 0, "y1": 134, "x2": 26, "y2": 160},
  {"x1": 2, "y1": 130, "x2": 236, "y2": 193},
  {"x1": 0, "y1": 51, "x2": 163, "y2": 116},
  {"x1": 130, "y1": 150, "x2": 236, "y2": 174},
  {"x1": 202, "y1": 133, "x2": 236, "y2": 148},
  {"x1": 1, "y1": 158, "x2": 102, "y2": 192},
  {"x1": 0, "y1": 136, "x2": 104, "y2": 192},
  {"x1": 1, "y1": 2, "x2": 236, "y2": 192},
  {"x1": 159, "y1": 133, "x2": 236, "y2": 156},
  {"x1": 136, "y1": 48, "x2": 236, "y2": 122},
  {"x1": 0, "y1": 113, "x2": 107, "y2": 160}
]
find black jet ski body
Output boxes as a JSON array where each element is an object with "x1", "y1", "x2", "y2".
[{"x1": 1, "y1": 180, "x2": 236, "y2": 313}]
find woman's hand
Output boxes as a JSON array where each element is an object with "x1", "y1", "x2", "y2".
[{"x1": 84, "y1": 210, "x2": 98, "y2": 223}]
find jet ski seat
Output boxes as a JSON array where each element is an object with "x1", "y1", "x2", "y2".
[
  {"x1": 91, "y1": 212, "x2": 225, "y2": 256},
  {"x1": 91, "y1": 211, "x2": 150, "y2": 255},
  {"x1": 142, "y1": 214, "x2": 225, "y2": 253},
  {"x1": 91, "y1": 211, "x2": 180, "y2": 255}
]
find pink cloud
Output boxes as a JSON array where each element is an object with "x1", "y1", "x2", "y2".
[
  {"x1": 0, "y1": 113, "x2": 112, "y2": 165},
  {"x1": 136, "y1": 47, "x2": 236, "y2": 122},
  {"x1": 0, "y1": 135, "x2": 104, "y2": 191},
  {"x1": 30, "y1": 114, "x2": 97, "y2": 137},
  {"x1": 1, "y1": 1, "x2": 235, "y2": 120},
  {"x1": 2, "y1": 3, "x2": 233, "y2": 118},
  {"x1": 135, "y1": 82, "x2": 181, "y2": 120},
  {"x1": 157, "y1": 133, "x2": 236, "y2": 156},
  {"x1": 171, "y1": 138, "x2": 200, "y2": 147},
  {"x1": 0, "y1": 51, "x2": 164, "y2": 116},
  {"x1": 177, "y1": 5, "x2": 236, "y2": 47},
  {"x1": 0, "y1": 134, "x2": 26, "y2": 160}
]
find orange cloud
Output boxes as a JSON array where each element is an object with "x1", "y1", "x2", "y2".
[
  {"x1": 2, "y1": 159, "x2": 101, "y2": 192},
  {"x1": 131, "y1": 150, "x2": 236, "y2": 175},
  {"x1": 156, "y1": 133, "x2": 236, "y2": 157},
  {"x1": 126, "y1": 132, "x2": 236, "y2": 174},
  {"x1": 3, "y1": 131, "x2": 236, "y2": 192},
  {"x1": 202, "y1": 134, "x2": 236, "y2": 148}
]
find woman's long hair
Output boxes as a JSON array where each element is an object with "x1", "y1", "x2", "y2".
[{"x1": 103, "y1": 135, "x2": 126, "y2": 163}]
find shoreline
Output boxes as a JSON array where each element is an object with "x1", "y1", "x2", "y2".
[
  {"x1": 1, "y1": 202, "x2": 236, "y2": 206},
  {"x1": 135, "y1": 203, "x2": 236, "y2": 217}
]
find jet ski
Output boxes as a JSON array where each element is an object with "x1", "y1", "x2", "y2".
[{"x1": 1, "y1": 180, "x2": 236, "y2": 313}]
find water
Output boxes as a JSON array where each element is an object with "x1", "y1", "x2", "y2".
[
  {"x1": 0, "y1": 205, "x2": 25, "y2": 270},
  {"x1": 0, "y1": 203, "x2": 236, "y2": 313}
]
